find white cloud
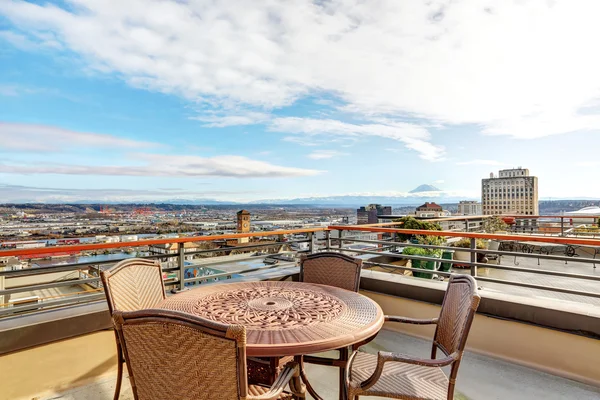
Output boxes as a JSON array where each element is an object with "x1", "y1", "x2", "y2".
[
  {"x1": 282, "y1": 135, "x2": 360, "y2": 147},
  {"x1": 307, "y1": 150, "x2": 347, "y2": 160},
  {"x1": 0, "y1": 84, "x2": 36, "y2": 96},
  {"x1": 576, "y1": 161, "x2": 600, "y2": 167},
  {"x1": 192, "y1": 111, "x2": 270, "y2": 127},
  {"x1": 0, "y1": 122, "x2": 158, "y2": 152},
  {"x1": 270, "y1": 118, "x2": 444, "y2": 161},
  {"x1": 456, "y1": 159, "x2": 505, "y2": 166},
  {"x1": 433, "y1": 180, "x2": 445, "y2": 184},
  {"x1": 3, "y1": 0, "x2": 600, "y2": 141},
  {"x1": 281, "y1": 136, "x2": 319, "y2": 147},
  {"x1": 0, "y1": 183, "x2": 253, "y2": 203},
  {"x1": 0, "y1": 153, "x2": 320, "y2": 178},
  {"x1": 0, "y1": 122, "x2": 318, "y2": 178}
]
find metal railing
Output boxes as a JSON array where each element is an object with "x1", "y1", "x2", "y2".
[
  {"x1": 0, "y1": 228, "x2": 324, "y2": 317},
  {"x1": 326, "y1": 225, "x2": 600, "y2": 303},
  {"x1": 2, "y1": 222, "x2": 600, "y2": 318}
]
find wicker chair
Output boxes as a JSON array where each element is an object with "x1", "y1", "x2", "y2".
[
  {"x1": 345, "y1": 274, "x2": 480, "y2": 400},
  {"x1": 300, "y1": 252, "x2": 363, "y2": 292},
  {"x1": 113, "y1": 309, "x2": 305, "y2": 400},
  {"x1": 300, "y1": 252, "x2": 363, "y2": 396},
  {"x1": 100, "y1": 258, "x2": 166, "y2": 400}
]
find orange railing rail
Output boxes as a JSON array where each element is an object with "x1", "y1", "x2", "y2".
[
  {"x1": 0, "y1": 227, "x2": 326, "y2": 258},
  {"x1": 327, "y1": 225, "x2": 600, "y2": 247}
]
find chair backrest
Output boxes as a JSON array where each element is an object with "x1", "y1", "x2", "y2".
[
  {"x1": 432, "y1": 274, "x2": 480, "y2": 357},
  {"x1": 300, "y1": 252, "x2": 363, "y2": 292},
  {"x1": 113, "y1": 309, "x2": 248, "y2": 400},
  {"x1": 100, "y1": 258, "x2": 166, "y2": 314}
]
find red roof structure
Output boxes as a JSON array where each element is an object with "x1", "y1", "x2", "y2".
[{"x1": 416, "y1": 202, "x2": 443, "y2": 211}]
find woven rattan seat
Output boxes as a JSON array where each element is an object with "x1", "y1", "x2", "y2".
[
  {"x1": 247, "y1": 385, "x2": 294, "y2": 399},
  {"x1": 300, "y1": 252, "x2": 362, "y2": 292},
  {"x1": 345, "y1": 274, "x2": 480, "y2": 400},
  {"x1": 350, "y1": 351, "x2": 448, "y2": 399},
  {"x1": 100, "y1": 258, "x2": 166, "y2": 400},
  {"x1": 113, "y1": 309, "x2": 305, "y2": 400}
]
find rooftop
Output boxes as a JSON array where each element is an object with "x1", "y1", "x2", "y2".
[{"x1": 1, "y1": 223, "x2": 600, "y2": 399}]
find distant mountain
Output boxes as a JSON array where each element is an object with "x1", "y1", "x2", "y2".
[
  {"x1": 409, "y1": 184, "x2": 441, "y2": 193},
  {"x1": 156, "y1": 198, "x2": 239, "y2": 205},
  {"x1": 249, "y1": 194, "x2": 472, "y2": 206}
]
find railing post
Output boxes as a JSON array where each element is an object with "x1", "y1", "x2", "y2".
[
  {"x1": 470, "y1": 237, "x2": 477, "y2": 277},
  {"x1": 178, "y1": 242, "x2": 186, "y2": 292},
  {"x1": 325, "y1": 230, "x2": 331, "y2": 250},
  {"x1": 307, "y1": 232, "x2": 315, "y2": 254},
  {"x1": 338, "y1": 229, "x2": 344, "y2": 249},
  {"x1": 465, "y1": 219, "x2": 469, "y2": 232},
  {"x1": 560, "y1": 217, "x2": 565, "y2": 237}
]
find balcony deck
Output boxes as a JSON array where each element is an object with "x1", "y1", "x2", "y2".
[
  {"x1": 3, "y1": 328, "x2": 599, "y2": 400},
  {"x1": 2, "y1": 226, "x2": 600, "y2": 399}
]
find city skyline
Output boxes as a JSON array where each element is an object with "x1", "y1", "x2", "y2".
[{"x1": 2, "y1": 1, "x2": 600, "y2": 203}]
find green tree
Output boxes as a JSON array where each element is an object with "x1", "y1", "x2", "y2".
[
  {"x1": 482, "y1": 216, "x2": 508, "y2": 233},
  {"x1": 393, "y1": 216, "x2": 442, "y2": 242}
]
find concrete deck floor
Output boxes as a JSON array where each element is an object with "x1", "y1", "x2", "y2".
[{"x1": 38, "y1": 330, "x2": 600, "y2": 400}]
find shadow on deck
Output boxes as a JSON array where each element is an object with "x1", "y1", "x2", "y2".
[{"x1": 19, "y1": 329, "x2": 600, "y2": 400}]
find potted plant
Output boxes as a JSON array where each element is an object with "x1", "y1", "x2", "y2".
[
  {"x1": 481, "y1": 216, "x2": 508, "y2": 264},
  {"x1": 482, "y1": 216, "x2": 509, "y2": 251},
  {"x1": 401, "y1": 247, "x2": 431, "y2": 278},
  {"x1": 451, "y1": 238, "x2": 488, "y2": 267},
  {"x1": 402, "y1": 235, "x2": 444, "y2": 279}
]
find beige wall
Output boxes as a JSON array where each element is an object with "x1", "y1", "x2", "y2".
[
  {"x1": 0, "y1": 331, "x2": 117, "y2": 400},
  {"x1": 363, "y1": 291, "x2": 600, "y2": 387}
]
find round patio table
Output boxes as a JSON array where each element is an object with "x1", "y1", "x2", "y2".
[{"x1": 158, "y1": 280, "x2": 384, "y2": 399}]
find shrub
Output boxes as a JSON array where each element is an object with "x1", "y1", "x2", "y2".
[
  {"x1": 415, "y1": 235, "x2": 444, "y2": 257},
  {"x1": 393, "y1": 216, "x2": 441, "y2": 242},
  {"x1": 451, "y1": 238, "x2": 487, "y2": 249},
  {"x1": 482, "y1": 216, "x2": 508, "y2": 233},
  {"x1": 402, "y1": 247, "x2": 428, "y2": 256}
]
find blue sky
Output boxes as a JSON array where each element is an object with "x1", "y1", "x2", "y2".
[{"x1": 1, "y1": 0, "x2": 600, "y2": 203}]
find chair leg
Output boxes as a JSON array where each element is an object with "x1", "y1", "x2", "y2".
[
  {"x1": 114, "y1": 339, "x2": 123, "y2": 400},
  {"x1": 447, "y1": 382, "x2": 455, "y2": 400},
  {"x1": 339, "y1": 346, "x2": 349, "y2": 400}
]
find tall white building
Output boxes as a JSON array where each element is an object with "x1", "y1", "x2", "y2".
[
  {"x1": 457, "y1": 201, "x2": 482, "y2": 216},
  {"x1": 482, "y1": 168, "x2": 539, "y2": 215}
]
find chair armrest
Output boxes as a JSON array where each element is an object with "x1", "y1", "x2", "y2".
[
  {"x1": 247, "y1": 362, "x2": 303, "y2": 400},
  {"x1": 385, "y1": 315, "x2": 439, "y2": 325},
  {"x1": 378, "y1": 351, "x2": 458, "y2": 367},
  {"x1": 345, "y1": 350, "x2": 458, "y2": 393}
]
